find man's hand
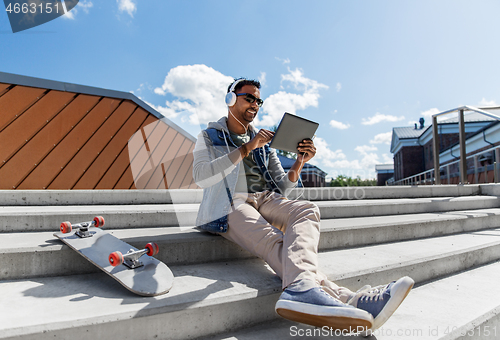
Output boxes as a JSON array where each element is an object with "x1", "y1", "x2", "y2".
[
  {"x1": 246, "y1": 129, "x2": 275, "y2": 151},
  {"x1": 297, "y1": 138, "x2": 316, "y2": 163},
  {"x1": 287, "y1": 138, "x2": 317, "y2": 183}
]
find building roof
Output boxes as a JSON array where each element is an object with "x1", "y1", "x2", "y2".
[
  {"x1": 277, "y1": 154, "x2": 327, "y2": 177},
  {"x1": 392, "y1": 126, "x2": 429, "y2": 139},
  {"x1": 0, "y1": 71, "x2": 195, "y2": 143},
  {"x1": 0, "y1": 72, "x2": 198, "y2": 190},
  {"x1": 439, "y1": 110, "x2": 500, "y2": 124},
  {"x1": 375, "y1": 164, "x2": 394, "y2": 172}
]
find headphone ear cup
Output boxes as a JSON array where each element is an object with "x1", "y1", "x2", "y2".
[{"x1": 225, "y1": 92, "x2": 237, "y2": 106}]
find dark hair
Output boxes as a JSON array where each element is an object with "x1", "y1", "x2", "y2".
[{"x1": 227, "y1": 78, "x2": 261, "y2": 93}]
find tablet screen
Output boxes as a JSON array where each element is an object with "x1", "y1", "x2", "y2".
[{"x1": 269, "y1": 113, "x2": 319, "y2": 153}]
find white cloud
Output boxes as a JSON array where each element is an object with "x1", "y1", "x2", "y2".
[
  {"x1": 276, "y1": 57, "x2": 291, "y2": 65},
  {"x1": 327, "y1": 159, "x2": 362, "y2": 170},
  {"x1": 63, "y1": 0, "x2": 93, "y2": 19},
  {"x1": 479, "y1": 98, "x2": 498, "y2": 107},
  {"x1": 329, "y1": 119, "x2": 350, "y2": 130},
  {"x1": 370, "y1": 132, "x2": 392, "y2": 145},
  {"x1": 421, "y1": 108, "x2": 440, "y2": 118},
  {"x1": 382, "y1": 153, "x2": 394, "y2": 163},
  {"x1": 117, "y1": 0, "x2": 136, "y2": 17},
  {"x1": 256, "y1": 67, "x2": 328, "y2": 127},
  {"x1": 307, "y1": 137, "x2": 346, "y2": 168},
  {"x1": 148, "y1": 65, "x2": 327, "y2": 129},
  {"x1": 336, "y1": 82, "x2": 342, "y2": 92},
  {"x1": 361, "y1": 113, "x2": 405, "y2": 125},
  {"x1": 258, "y1": 72, "x2": 266, "y2": 87},
  {"x1": 152, "y1": 64, "x2": 233, "y2": 126},
  {"x1": 145, "y1": 99, "x2": 195, "y2": 120},
  {"x1": 355, "y1": 145, "x2": 378, "y2": 153},
  {"x1": 354, "y1": 145, "x2": 381, "y2": 170},
  {"x1": 324, "y1": 145, "x2": 380, "y2": 173}
]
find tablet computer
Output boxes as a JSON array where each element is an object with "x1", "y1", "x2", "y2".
[{"x1": 269, "y1": 112, "x2": 319, "y2": 153}]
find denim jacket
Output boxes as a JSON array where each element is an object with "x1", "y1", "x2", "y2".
[{"x1": 192, "y1": 117, "x2": 297, "y2": 233}]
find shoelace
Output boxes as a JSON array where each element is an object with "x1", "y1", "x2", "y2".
[
  {"x1": 356, "y1": 283, "x2": 389, "y2": 303},
  {"x1": 319, "y1": 288, "x2": 334, "y2": 299},
  {"x1": 319, "y1": 287, "x2": 348, "y2": 305}
]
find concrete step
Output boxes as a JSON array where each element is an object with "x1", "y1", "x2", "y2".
[
  {"x1": 0, "y1": 203, "x2": 199, "y2": 232},
  {"x1": 316, "y1": 195, "x2": 500, "y2": 219},
  {"x1": 1, "y1": 229, "x2": 500, "y2": 340},
  {"x1": 2, "y1": 195, "x2": 499, "y2": 233},
  {"x1": 0, "y1": 185, "x2": 487, "y2": 206},
  {"x1": 3, "y1": 208, "x2": 500, "y2": 280},
  {"x1": 0, "y1": 189, "x2": 204, "y2": 206},
  {"x1": 199, "y1": 261, "x2": 500, "y2": 340}
]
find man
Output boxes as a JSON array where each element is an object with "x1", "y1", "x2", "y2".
[{"x1": 192, "y1": 78, "x2": 414, "y2": 333}]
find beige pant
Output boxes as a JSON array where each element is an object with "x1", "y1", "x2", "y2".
[{"x1": 221, "y1": 191, "x2": 354, "y2": 303}]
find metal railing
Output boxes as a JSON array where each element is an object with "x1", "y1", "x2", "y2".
[
  {"x1": 391, "y1": 106, "x2": 500, "y2": 186},
  {"x1": 391, "y1": 145, "x2": 500, "y2": 185}
]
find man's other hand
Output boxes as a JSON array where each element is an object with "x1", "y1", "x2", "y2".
[{"x1": 297, "y1": 138, "x2": 316, "y2": 163}]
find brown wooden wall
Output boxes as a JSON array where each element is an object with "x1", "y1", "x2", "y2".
[{"x1": 0, "y1": 82, "x2": 198, "y2": 190}]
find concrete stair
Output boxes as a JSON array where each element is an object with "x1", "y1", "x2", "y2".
[{"x1": 1, "y1": 184, "x2": 500, "y2": 339}]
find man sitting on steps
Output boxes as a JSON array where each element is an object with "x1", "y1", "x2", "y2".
[{"x1": 192, "y1": 77, "x2": 414, "y2": 333}]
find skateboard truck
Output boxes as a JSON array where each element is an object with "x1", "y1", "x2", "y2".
[
  {"x1": 60, "y1": 216, "x2": 105, "y2": 238},
  {"x1": 109, "y1": 242, "x2": 159, "y2": 269}
]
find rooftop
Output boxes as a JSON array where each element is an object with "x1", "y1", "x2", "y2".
[
  {"x1": 439, "y1": 109, "x2": 500, "y2": 124},
  {"x1": 392, "y1": 126, "x2": 429, "y2": 139},
  {"x1": 375, "y1": 164, "x2": 394, "y2": 172}
]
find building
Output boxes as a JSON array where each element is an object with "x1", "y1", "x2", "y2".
[
  {"x1": 390, "y1": 108, "x2": 500, "y2": 184},
  {"x1": 277, "y1": 155, "x2": 327, "y2": 187},
  {"x1": 0, "y1": 71, "x2": 198, "y2": 190},
  {"x1": 375, "y1": 164, "x2": 394, "y2": 186}
]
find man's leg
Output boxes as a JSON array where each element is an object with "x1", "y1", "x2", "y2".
[
  {"x1": 222, "y1": 191, "x2": 373, "y2": 331},
  {"x1": 222, "y1": 191, "x2": 413, "y2": 332},
  {"x1": 224, "y1": 191, "x2": 346, "y2": 293}
]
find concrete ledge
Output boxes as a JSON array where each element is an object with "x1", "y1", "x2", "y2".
[
  {"x1": 479, "y1": 183, "x2": 500, "y2": 197},
  {"x1": 2, "y1": 196, "x2": 499, "y2": 232},
  {"x1": 0, "y1": 184, "x2": 492, "y2": 206},
  {"x1": 0, "y1": 189, "x2": 204, "y2": 206},
  {"x1": 2, "y1": 230, "x2": 500, "y2": 340},
  {"x1": 3, "y1": 208, "x2": 500, "y2": 280},
  {"x1": 290, "y1": 184, "x2": 483, "y2": 201},
  {"x1": 0, "y1": 204, "x2": 199, "y2": 232},
  {"x1": 316, "y1": 195, "x2": 500, "y2": 219},
  {"x1": 319, "y1": 208, "x2": 500, "y2": 250}
]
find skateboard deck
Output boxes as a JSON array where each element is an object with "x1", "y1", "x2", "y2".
[{"x1": 54, "y1": 217, "x2": 173, "y2": 296}]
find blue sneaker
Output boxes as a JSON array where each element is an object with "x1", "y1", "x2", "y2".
[
  {"x1": 275, "y1": 287, "x2": 373, "y2": 332},
  {"x1": 347, "y1": 276, "x2": 414, "y2": 330}
]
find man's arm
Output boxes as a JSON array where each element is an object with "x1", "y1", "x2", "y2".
[
  {"x1": 192, "y1": 131, "x2": 241, "y2": 188},
  {"x1": 193, "y1": 128, "x2": 276, "y2": 188}
]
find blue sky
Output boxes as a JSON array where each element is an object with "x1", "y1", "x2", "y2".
[{"x1": 2, "y1": 0, "x2": 500, "y2": 179}]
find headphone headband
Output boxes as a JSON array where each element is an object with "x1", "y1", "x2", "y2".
[{"x1": 229, "y1": 78, "x2": 245, "y2": 93}]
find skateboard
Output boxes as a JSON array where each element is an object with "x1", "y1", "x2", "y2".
[{"x1": 54, "y1": 216, "x2": 174, "y2": 296}]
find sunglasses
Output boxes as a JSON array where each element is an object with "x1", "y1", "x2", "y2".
[{"x1": 236, "y1": 93, "x2": 264, "y2": 107}]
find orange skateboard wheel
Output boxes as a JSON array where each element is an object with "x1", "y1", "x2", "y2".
[
  {"x1": 60, "y1": 222, "x2": 72, "y2": 234},
  {"x1": 93, "y1": 216, "x2": 105, "y2": 228},
  {"x1": 145, "y1": 242, "x2": 159, "y2": 256},
  {"x1": 109, "y1": 251, "x2": 124, "y2": 266}
]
